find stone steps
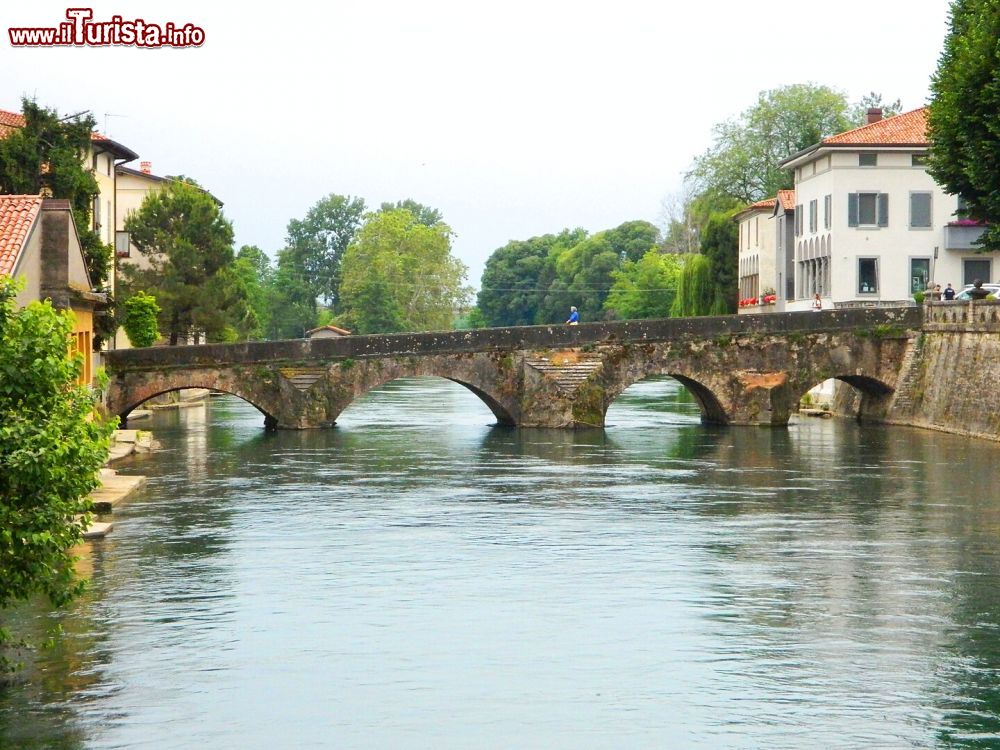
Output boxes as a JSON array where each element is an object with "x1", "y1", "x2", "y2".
[
  {"x1": 279, "y1": 367, "x2": 327, "y2": 392},
  {"x1": 525, "y1": 354, "x2": 604, "y2": 392}
]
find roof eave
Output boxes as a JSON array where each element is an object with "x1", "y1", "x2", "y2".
[{"x1": 93, "y1": 137, "x2": 139, "y2": 163}]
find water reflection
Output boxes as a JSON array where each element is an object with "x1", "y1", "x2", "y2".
[{"x1": 4, "y1": 376, "x2": 1000, "y2": 747}]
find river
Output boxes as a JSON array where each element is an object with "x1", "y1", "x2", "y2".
[{"x1": 3, "y1": 376, "x2": 1000, "y2": 749}]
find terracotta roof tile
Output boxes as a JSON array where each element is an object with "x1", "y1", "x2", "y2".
[
  {"x1": 749, "y1": 198, "x2": 776, "y2": 210},
  {"x1": 823, "y1": 107, "x2": 928, "y2": 146},
  {"x1": 777, "y1": 189, "x2": 796, "y2": 211},
  {"x1": 0, "y1": 195, "x2": 43, "y2": 276}
]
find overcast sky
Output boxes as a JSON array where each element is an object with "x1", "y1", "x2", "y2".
[{"x1": 2, "y1": 0, "x2": 953, "y2": 287}]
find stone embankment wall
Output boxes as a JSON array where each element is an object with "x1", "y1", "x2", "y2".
[{"x1": 886, "y1": 300, "x2": 1000, "y2": 441}]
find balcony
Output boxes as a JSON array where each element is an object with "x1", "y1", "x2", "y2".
[{"x1": 944, "y1": 221, "x2": 987, "y2": 251}]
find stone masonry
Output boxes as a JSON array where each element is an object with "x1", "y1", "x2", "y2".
[{"x1": 105, "y1": 307, "x2": 921, "y2": 430}]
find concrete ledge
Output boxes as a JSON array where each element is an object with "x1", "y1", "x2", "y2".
[{"x1": 90, "y1": 469, "x2": 147, "y2": 513}]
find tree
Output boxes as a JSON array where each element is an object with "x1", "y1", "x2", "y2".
[
  {"x1": 379, "y1": 199, "x2": 444, "y2": 228},
  {"x1": 477, "y1": 229, "x2": 586, "y2": 327},
  {"x1": 604, "y1": 249, "x2": 684, "y2": 320},
  {"x1": 0, "y1": 99, "x2": 115, "y2": 348},
  {"x1": 219, "y1": 245, "x2": 271, "y2": 341},
  {"x1": 928, "y1": 0, "x2": 1000, "y2": 251},
  {"x1": 700, "y1": 211, "x2": 740, "y2": 314},
  {"x1": 266, "y1": 248, "x2": 317, "y2": 339},
  {"x1": 689, "y1": 84, "x2": 854, "y2": 204},
  {"x1": 284, "y1": 194, "x2": 366, "y2": 311},
  {"x1": 339, "y1": 208, "x2": 470, "y2": 333},
  {"x1": 121, "y1": 291, "x2": 160, "y2": 347},
  {"x1": 0, "y1": 276, "x2": 114, "y2": 669},
  {"x1": 121, "y1": 180, "x2": 237, "y2": 344},
  {"x1": 670, "y1": 254, "x2": 715, "y2": 317},
  {"x1": 602, "y1": 220, "x2": 661, "y2": 263}
]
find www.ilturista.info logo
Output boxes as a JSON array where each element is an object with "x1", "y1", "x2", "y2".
[{"x1": 8, "y1": 8, "x2": 204, "y2": 48}]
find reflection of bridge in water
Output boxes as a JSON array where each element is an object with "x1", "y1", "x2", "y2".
[{"x1": 105, "y1": 308, "x2": 923, "y2": 430}]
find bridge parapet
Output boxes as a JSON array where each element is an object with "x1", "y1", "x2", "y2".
[{"x1": 104, "y1": 307, "x2": 922, "y2": 372}]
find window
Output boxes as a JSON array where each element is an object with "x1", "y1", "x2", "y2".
[
  {"x1": 859, "y1": 153, "x2": 878, "y2": 167},
  {"x1": 956, "y1": 194, "x2": 969, "y2": 219},
  {"x1": 963, "y1": 259, "x2": 992, "y2": 286},
  {"x1": 795, "y1": 205, "x2": 803, "y2": 236},
  {"x1": 910, "y1": 192, "x2": 932, "y2": 228},
  {"x1": 809, "y1": 199, "x2": 817, "y2": 233},
  {"x1": 848, "y1": 192, "x2": 888, "y2": 227},
  {"x1": 910, "y1": 258, "x2": 931, "y2": 293},
  {"x1": 912, "y1": 154, "x2": 927, "y2": 167},
  {"x1": 91, "y1": 152, "x2": 98, "y2": 171},
  {"x1": 824, "y1": 194, "x2": 832, "y2": 229},
  {"x1": 858, "y1": 258, "x2": 879, "y2": 294},
  {"x1": 92, "y1": 195, "x2": 101, "y2": 231},
  {"x1": 106, "y1": 156, "x2": 112, "y2": 176}
]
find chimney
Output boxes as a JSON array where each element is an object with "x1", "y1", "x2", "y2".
[
  {"x1": 140, "y1": 160, "x2": 152, "y2": 174},
  {"x1": 866, "y1": 107, "x2": 883, "y2": 125},
  {"x1": 39, "y1": 199, "x2": 73, "y2": 309}
]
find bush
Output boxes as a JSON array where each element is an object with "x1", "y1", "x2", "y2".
[
  {"x1": 0, "y1": 276, "x2": 115, "y2": 671},
  {"x1": 122, "y1": 291, "x2": 161, "y2": 347}
]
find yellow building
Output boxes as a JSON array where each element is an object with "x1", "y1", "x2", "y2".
[{"x1": 0, "y1": 195, "x2": 106, "y2": 385}]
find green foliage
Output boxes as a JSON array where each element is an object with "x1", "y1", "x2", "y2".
[
  {"x1": 700, "y1": 211, "x2": 740, "y2": 314},
  {"x1": 378, "y1": 199, "x2": 444, "y2": 228},
  {"x1": 121, "y1": 291, "x2": 160, "y2": 347},
  {"x1": 477, "y1": 229, "x2": 586, "y2": 327},
  {"x1": 267, "y1": 248, "x2": 318, "y2": 339},
  {"x1": 121, "y1": 180, "x2": 237, "y2": 344},
  {"x1": 284, "y1": 194, "x2": 366, "y2": 310},
  {"x1": 220, "y1": 245, "x2": 272, "y2": 340},
  {"x1": 913, "y1": 290, "x2": 926, "y2": 305},
  {"x1": 604, "y1": 249, "x2": 683, "y2": 319},
  {"x1": 928, "y1": 0, "x2": 1000, "y2": 251},
  {"x1": 689, "y1": 84, "x2": 854, "y2": 204},
  {"x1": 454, "y1": 306, "x2": 487, "y2": 329},
  {"x1": 670, "y1": 254, "x2": 715, "y2": 317},
  {"x1": 339, "y1": 208, "x2": 470, "y2": 333},
  {"x1": 340, "y1": 274, "x2": 406, "y2": 334},
  {"x1": 0, "y1": 276, "x2": 114, "y2": 669}
]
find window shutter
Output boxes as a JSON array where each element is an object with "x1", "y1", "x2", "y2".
[
  {"x1": 877, "y1": 193, "x2": 889, "y2": 227},
  {"x1": 848, "y1": 194, "x2": 859, "y2": 227}
]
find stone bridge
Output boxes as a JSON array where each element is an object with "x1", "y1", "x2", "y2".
[{"x1": 103, "y1": 308, "x2": 922, "y2": 430}]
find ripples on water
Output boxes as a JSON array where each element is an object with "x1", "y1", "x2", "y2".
[{"x1": 4, "y1": 376, "x2": 1000, "y2": 748}]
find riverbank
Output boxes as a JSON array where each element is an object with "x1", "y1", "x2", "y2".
[{"x1": 82, "y1": 430, "x2": 155, "y2": 539}]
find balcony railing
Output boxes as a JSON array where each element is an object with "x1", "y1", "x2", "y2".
[{"x1": 944, "y1": 222, "x2": 987, "y2": 250}]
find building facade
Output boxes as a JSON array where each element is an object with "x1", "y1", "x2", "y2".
[
  {"x1": 0, "y1": 195, "x2": 105, "y2": 385},
  {"x1": 779, "y1": 107, "x2": 999, "y2": 311},
  {"x1": 735, "y1": 198, "x2": 777, "y2": 313}
]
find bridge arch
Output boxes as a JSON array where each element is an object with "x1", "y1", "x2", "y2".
[
  {"x1": 603, "y1": 369, "x2": 729, "y2": 425},
  {"x1": 330, "y1": 373, "x2": 516, "y2": 426},
  {"x1": 316, "y1": 355, "x2": 520, "y2": 427},
  {"x1": 107, "y1": 371, "x2": 285, "y2": 430}
]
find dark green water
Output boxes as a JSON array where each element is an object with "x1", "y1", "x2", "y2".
[{"x1": 4, "y1": 376, "x2": 1000, "y2": 749}]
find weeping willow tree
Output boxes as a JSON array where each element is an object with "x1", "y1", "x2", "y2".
[{"x1": 670, "y1": 254, "x2": 716, "y2": 317}]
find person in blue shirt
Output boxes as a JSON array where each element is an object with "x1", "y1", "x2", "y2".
[{"x1": 566, "y1": 306, "x2": 579, "y2": 324}]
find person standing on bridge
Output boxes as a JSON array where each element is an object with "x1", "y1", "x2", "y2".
[
  {"x1": 566, "y1": 306, "x2": 579, "y2": 325},
  {"x1": 811, "y1": 293, "x2": 823, "y2": 311}
]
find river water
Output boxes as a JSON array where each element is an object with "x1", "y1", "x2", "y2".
[{"x1": 3, "y1": 376, "x2": 1000, "y2": 749}]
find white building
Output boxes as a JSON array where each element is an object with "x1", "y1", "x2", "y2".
[
  {"x1": 779, "y1": 107, "x2": 998, "y2": 310},
  {"x1": 735, "y1": 197, "x2": 777, "y2": 312}
]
